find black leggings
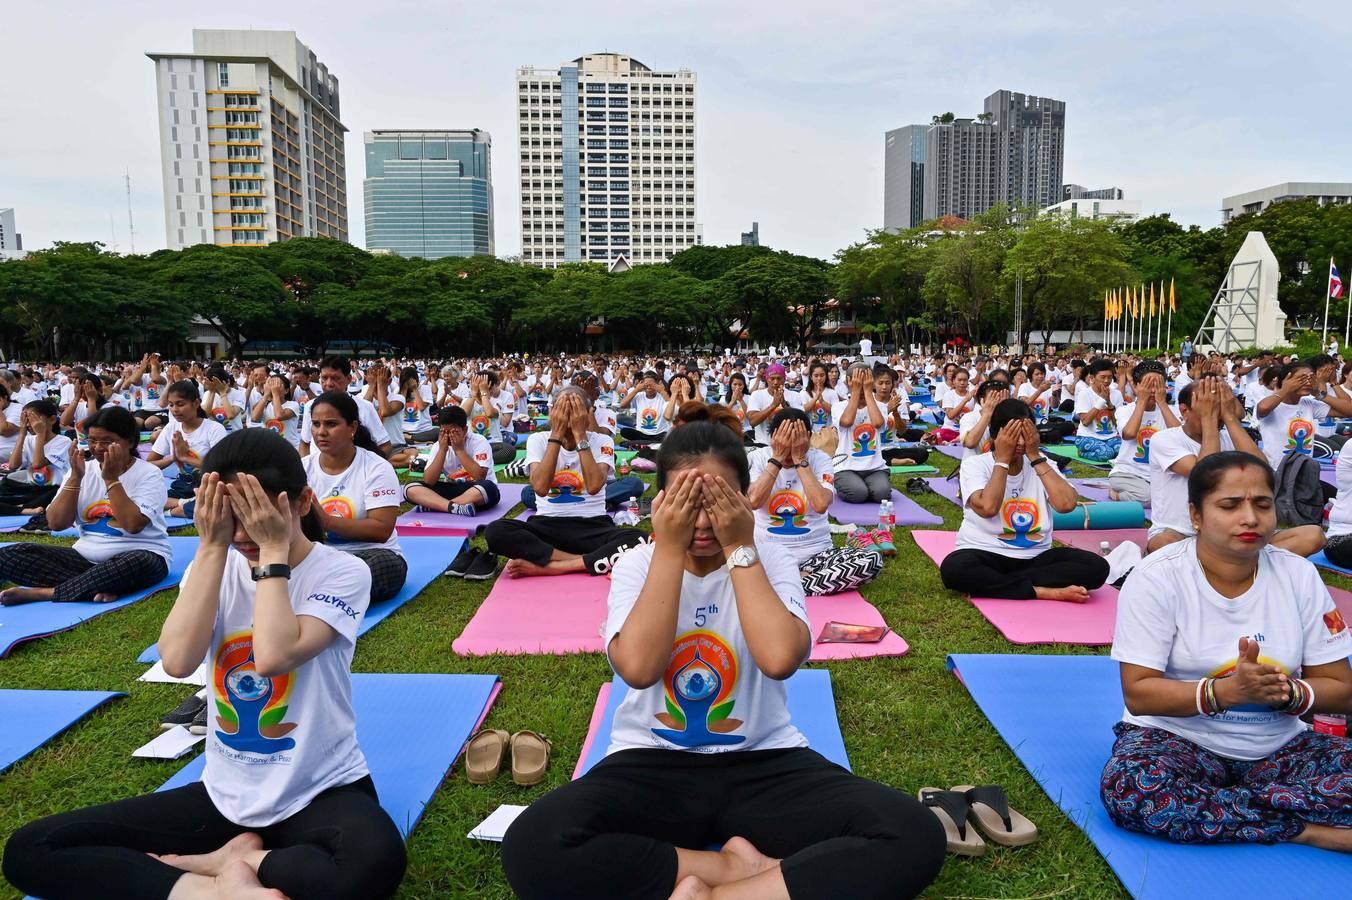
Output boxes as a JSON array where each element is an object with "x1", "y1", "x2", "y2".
[
  {"x1": 939, "y1": 546, "x2": 1109, "y2": 599},
  {"x1": 0, "y1": 482, "x2": 60, "y2": 515},
  {"x1": 618, "y1": 425, "x2": 667, "y2": 444},
  {"x1": 405, "y1": 478, "x2": 502, "y2": 510},
  {"x1": 484, "y1": 514, "x2": 648, "y2": 575},
  {"x1": 2, "y1": 775, "x2": 406, "y2": 900},
  {"x1": 500, "y1": 748, "x2": 945, "y2": 900},
  {"x1": 0, "y1": 543, "x2": 168, "y2": 603},
  {"x1": 350, "y1": 548, "x2": 408, "y2": 603}
]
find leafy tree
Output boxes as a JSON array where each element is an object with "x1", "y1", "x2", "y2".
[{"x1": 154, "y1": 246, "x2": 291, "y2": 356}]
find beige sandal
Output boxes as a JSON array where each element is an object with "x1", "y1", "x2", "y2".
[
  {"x1": 465, "y1": 729, "x2": 509, "y2": 784},
  {"x1": 952, "y1": 784, "x2": 1038, "y2": 847},
  {"x1": 510, "y1": 731, "x2": 552, "y2": 786},
  {"x1": 919, "y1": 787, "x2": 986, "y2": 857}
]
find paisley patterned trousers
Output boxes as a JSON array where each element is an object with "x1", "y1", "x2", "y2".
[{"x1": 1100, "y1": 721, "x2": 1352, "y2": 843}]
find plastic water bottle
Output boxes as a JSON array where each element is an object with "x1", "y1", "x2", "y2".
[
  {"x1": 1100, "y1": 540, "x2": 1111, "y2": 556},
  {"x1": 879, "y1": 500, "x2": 894, "y2": 529}
]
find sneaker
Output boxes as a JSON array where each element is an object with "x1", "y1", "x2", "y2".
[
  {"x1": 872, "y1": 528, "x2": 897, "y2": 556},
  {"x1": 18, "y1": 512, "x2": 49, "y2": 534},
  {"x1": 450, "y1": 503, "x2": 479, "y2": 517},
  {"x1": 848, "y1": 529, "x2": 877, "y2": 552},
  {"x1": 447, "y1": 545, "x2": 479, "y2": 578},
  {"x1": 189, "y1": 699, "x2": 209, "y2": 735},
  {"x1": 161, "y1": 693, "x2": 206, "y2": 731},
  {"x1": 463, "y1": 551, "x2": 500, "y2": 581}
]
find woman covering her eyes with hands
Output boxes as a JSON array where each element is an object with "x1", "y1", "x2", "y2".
[
  {"x1": 500, "y1": 421, "x2": 945, "y2": 900},
  {"x1": 2, "y1": 428, "x2": 406, "y2": 900}
]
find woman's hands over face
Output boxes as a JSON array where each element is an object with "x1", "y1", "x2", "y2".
[
  {"x1": 651, "y1": 469, "x2": 701, "y2": 549},
  {"x1": 702, "y1": 474, "x2": 755, "y2": 550},
  {"x1": 195, "y1": 472, "x2": 235, "y2": 547},
  {"x1": 226, "y1": 473, "x2": 293, "y2": 553},
  {"x1": 101, "y1": 442, "x2": 132, "y2": 481}
]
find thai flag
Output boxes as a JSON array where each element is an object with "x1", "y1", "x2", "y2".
[{"x1": 1333, "y1": 261, "x2": 1345, "y2": 299}]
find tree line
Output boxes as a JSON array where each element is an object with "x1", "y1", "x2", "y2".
[{"x1": 3, "y1": 197, "x2": 1350, "y2": 361}]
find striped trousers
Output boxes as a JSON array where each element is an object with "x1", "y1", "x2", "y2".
[
  {"x1": 799, "y1": 547, "x2": 883, "y2": 596},
  {"x1": 0, "y1": 543, "x2": 167, "y2": 603}
]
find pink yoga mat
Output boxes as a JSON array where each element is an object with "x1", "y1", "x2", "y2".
[
  {"x1": 806, "y1": 591, "x2": 910, "y2": 661},
  {"x1": 911, "y1": 529, "x2": 1119, "y2": 646},
  {"x1": 828, "y1": 490, "x2": 941, "y2": 526},
  {"x1": 396, "y1": 483, "x2": 526, "y2": 535},
  {"x1": 1329, "y1": 586, "x2": 1352, "y2": 621},
  {"x1": 1055, "y1": 528, "x2": 1148, "y2": 554},
  {"x1": 452, "y1": 572, "x2": 608, "y2": 656},
  {"x1": 572, "y1": 681, "x2": 613, "y2": 780}
]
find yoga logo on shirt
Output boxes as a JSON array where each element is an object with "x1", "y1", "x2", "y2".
[
  {"x1": 30, "y1": 465, "x2": 53, "y2": 486},
  {"x1": 546, "y1": 469, "x2": 586, "y2": 503},
  {"x1": 265, "y1": 418, "x2": 285, "y2": 435},
  {"x1": 404, "y1": 406, "x2": 417, "y2": 423},
  {"x1": 211, "y1": 407, "x2": 229, "y2": 428},
  {"x1": 811, "y1": 406, "x2": 831, "y2": 427},
  {"x1": 81, "y1": 499, "x2": 123, "y2": 535},
  {"x1": 879, "y1": 424, "x2": 893, "y2": 445},
  {"x1": 653, "y1": 630, "x2": 744, "y2": 748},
  {"x1": 1286, "y1": 418, "x2": 1315, "y2": 455},
  {"x1": 1133, "y1": 427, "x2": 1158, "y2": 464},
  {"x1": 321, "y1": 495, "x2": 358, "y2": 543},
  {"x1": 146, "y1": 384, "x2": 160, "y2": 401},
  {"x1": 1031, "y1": 397, "x2": 1049, "y2": 420},
  {"x1": 998, "y1": 497, "x2": 1042, "y2": 549},
  {"x1": 1093, "y1": 410, "x2": 1115, "y2": 435},
  {"x1": 851, "y1": 423, "x2": 877, "y2": 457},
  {"x1": 212, "y1": 630, "x2": 297, "y2": 755},
  {"x1": 1208, "y1": 655, "x2": 1290, "y2": 713},
  {"x1": 766, "y1": 489, "x2": 809, "y2": 535},
  {"x1": 470, "y1": 414, "x2": 491, "y2": 436}
]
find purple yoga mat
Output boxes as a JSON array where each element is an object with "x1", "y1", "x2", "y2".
[
  {"x1": 934, "y1": 444, "x2": 966, "y2": 460},
  {"x1": 396, "y1": 483, "x2": 526, "y2": 535},
  {"x1": 912, "y1": 529, "x2": 1118, "y2": 646},
  {"x1": 827, "y1": 490, "x2": 941, "y2": 527},
  {"x1": 921, "y1": 477, "x2": 961, "y2": 505}
]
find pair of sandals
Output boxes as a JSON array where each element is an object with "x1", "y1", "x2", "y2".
[
  {"x1": 466, "y1": 729, "x2": 552, "y2": 786},
  {"x1": 905, "y1": 477, "x2": 934, "y2": 497},
  {"x1": 920, "y1": 785, "x2": 1038, "y2": 856}
]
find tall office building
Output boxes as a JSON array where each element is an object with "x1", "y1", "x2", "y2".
[
  {"x1": 516, "y1": 52, "x2": 696, "y2": 267},
  {"x1": 740, "y1": 222, "x2": 760, "y2": 246},
  {"x1": 883, "y1": 125, "x2": 926, "y2": 231},
  {"x1": 363, "y1": 130, "x2": 494, "y2": 259},
  {"x1": 0, "y1": 209, "x2": 21, "y2": 260},
  {"x1": 886, "y1": 90, "x2": 1065, "y2": 227},
  {"x1": 147, "y1": 29, "x2": 348, "y2": 250}
]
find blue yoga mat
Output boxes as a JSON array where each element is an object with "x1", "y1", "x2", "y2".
[
  {"x1": 1310, "y1": 549, "x2": 1352, "y2": 578},
  {"x1": 576, "y1": 668, "x2": 851, "y2": 778},
  {"x1": 948, "y1": 653, "x2": 1352, "y2": 899},
  {"x1": 0, "y1": 516, "x2": 30, "y2": 532},
  {"x1": 137, "y1": 535, "x2": 465, "y2": 663},
  {"x1": 0, "y1": 689, "x2": 125, "y2": 772},
  {"x1": 0, "y1": 536, "x2": 199, "y2": 659},
  {"x1": 0, "y1": 516, "x2": 192, "y2": 536},
  {"x1": 158, "y1": 673, "x2": 499, "y2": 838}
]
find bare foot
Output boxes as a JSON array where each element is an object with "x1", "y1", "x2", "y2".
[
  {"x1": 0, "y1": 586, "x2": 56, "y2": 606},
  {"x1": 1108, "y1": 490, "x2": 1121, "y2": 501},
  {"x1": 720, "y1": 836, "x2": 779, "y2": 881},
  {"x1": 214, "y1": 860, "x2": 288, "y2": 899},
  {"x1": 669, "y1": 875, "x2": 713, "y2": 900},
  {"x1": 1293, "y1": 823, "x2": 1352, "y2": 852},
  {"x1": 156, "y1": 832, "x2": 264, "y2": 877},
  {"x1": 503, "y1": 559, "x2": 551, "y2": 579},
  {"x1": 1034, "y1": 585, "x2": 1091, "y2": 603},
  {"x1": 93, "y1": 592, "x2": 119, "y2": 603}
]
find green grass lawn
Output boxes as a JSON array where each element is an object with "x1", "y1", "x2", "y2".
[{"x1": 2, "y1": 451, "x2": 1279, "y2": 899}]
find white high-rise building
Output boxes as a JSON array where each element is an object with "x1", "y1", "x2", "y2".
[
  {"x1": 147, "y1": 29, "x2": 348, "y2": 250},
  {"x1": 516, "y1": 52, "x2": 697, "y2": 267},
  {"x1": 0, "y1": 209, "x2": 22, "y2": 260}
]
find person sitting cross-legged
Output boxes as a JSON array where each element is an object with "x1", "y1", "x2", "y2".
[
  {"x1": 402, "y1": 405, "x2": 501, "y2": 517},
  {"x1": 939, "y1": 398, "x2": 1110, "y2": 602}
]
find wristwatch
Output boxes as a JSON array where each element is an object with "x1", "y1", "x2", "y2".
[
  {"x1": 250, "y1": 563, "x2": 292, "y2": 582},
  {"x1": 796, "y1": 459, "x2": 812, "y2": 469},
  {"x1": 577, "y1": 440, "x2": 591, "y2": 452},
  {"x1": 767, "y1": 457, "x2": 783, "y2": 470},
  {"x1": 724, "y1": 545, "x2": 760, "y2": 571}
]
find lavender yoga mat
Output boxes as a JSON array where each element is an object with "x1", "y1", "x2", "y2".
[
  {"x1": 827, "y1": 490, "x2": 941, "y2": 527},
  {"x1": 934, "y1": 444, "x2": 966, "y2": 460},
  {"x1": 453, "y1": 572, "x2": 907, "y2": 661},
  {"x1": 911, "y1": 530, "x2": 1119, "y2": 646},
  {"x1": 921, "y1": 477, "x2": 960, "y2": 506},
  {"x1": 396, "y1": 483, "x2": 526, "y2": 536}
]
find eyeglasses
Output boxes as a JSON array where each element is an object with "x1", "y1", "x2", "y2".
[{"x1": 87, "y1": 439, "x2": 120, "y2": 448}]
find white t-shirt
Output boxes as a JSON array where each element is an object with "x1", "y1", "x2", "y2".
[
  {"x1": 1327, "y1": 448, "x2": 1352, "y2": 538},
  {"x1": 14, "y1": 431, "x2": 73, "y2": 485},
  {"x1": 207, "y1": 387, "x2": 248, "y2": 433},
  {"x1": 302, "y1": 448, "x2": 403, "y2": 554},
  {"x1": 878, "y1": 404, "x2": 907, "y2": 449},
  {"x1": 1019, "y1": 383, "x2": 1053, "y2": 421},
  {"x1": 437, "y1": 432, "x2": 499, "y2": 485},
  {"x1": 832, "y1": 401, "x2": 885, "y2": 472},
  {"x1": 1256, "y1": 395, "x2": 1329, "y2": 469},
  {"x1": 748, "y1": 447, "x2": 835, "y2": 561},
  {"x1": 1147, "y1": 426, "x2": 1237, "y2": 538},
  {"x1": 803, "y1": 389, "x2": 840, "y2": 432},
  {"x1": 955, "y1": 452, "x2": 1053, "y2": 559},
  {"x1": 942, "y1": 389, "x2": 973, "y2": 430},
  {"x1": 1073, "y1": 382, "x2": 1118, "y2": 439},
  {"x1": 437, "y1": 382, "x2": 471, "y2": 407},
  {"x1": 603, "y1": 540, "x2": 810, "y2": 755},
  {"x1": 139, "y1": 376, "x2": 166, "y2": 411},
  {"x1": 1113, "y1": 540, "x2": 1352, "y2": 760},
  {"x1": 151, "y1": 418, "x2": 228, "y2": 475},
  {"x1": 398, "y1": 385, "x2": 435, "y2": 438},
  {"x1": 747, "y1": 389, "x2": 803, "y2": 445},
  {"x1": 524, "y1": 430, "x2": 614, "y2": 518},
  {"x1": 957, "y1": 407, "x2": 991, "y2": 459},
  {"x1": 373, "y1": 385, "x2": 407, "y2": 447},
  {"x1": 71, "y1": 457, "x2": 171, "y2": 564},
  {"x1": 859, "y1": 338, "x2": 873, "y2": 356},
  {"x1": 255, "y1": 400, "x2": 301, "y2": 449},
  {"x1": 299, "y1": 396, "x2": 387, "y2": 450},
  {"x1": 200, "y1": 544, "x2": 371, "y2": 827},
  {"x1": 1110, "y1": 404, "x2": 1170, "y2": 480},
  {"x1": 629, "y1": 391, "x2": 670, "y2": 436},
  {"x1": 465, "y1": 394, "x2": 509, "y2": 444}
]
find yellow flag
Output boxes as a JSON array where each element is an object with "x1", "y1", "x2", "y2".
[
  {"x1": 1149, "y1": 282, "x2": 1156, "y2": 316},
  {"x1": 1169, "y1": 278, "x2": 1176, "y2": 313},
  {"x1": 1104, "y1": 289, "x2": 1109, "y2": 319}
]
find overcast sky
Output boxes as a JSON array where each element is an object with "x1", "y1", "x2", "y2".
[{"x1": 2, "y1": 1, "x2": 1346, "y2": 260}]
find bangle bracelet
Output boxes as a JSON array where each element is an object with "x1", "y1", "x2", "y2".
[
  {"x1": 1195, "y1": 678, "x2": 1208, "y2": 717},
  {"x1": 993, "y1": 461, "x2": 1010, "y2": 470}
]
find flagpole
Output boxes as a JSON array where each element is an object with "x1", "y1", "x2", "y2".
[{"x1": 1324, "y1": 258, "x2": 1333, "y2": 348}]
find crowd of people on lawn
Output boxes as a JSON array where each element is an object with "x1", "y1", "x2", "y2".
[{"x1": 0, "y1": 342, "x2": 1349, "y2": 899}]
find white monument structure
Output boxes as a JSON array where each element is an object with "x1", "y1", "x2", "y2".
[{"x1": 1195, "y1": 231, "x2": 1286, "y2": 352}]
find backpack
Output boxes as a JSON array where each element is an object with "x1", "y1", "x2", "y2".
[
  {"x1": 1274, "y1": 453, "x2": 1325, "y2": 526},
  {"x1": 1312, "y1": 432, "x2": 1348, "y2": 462}
]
